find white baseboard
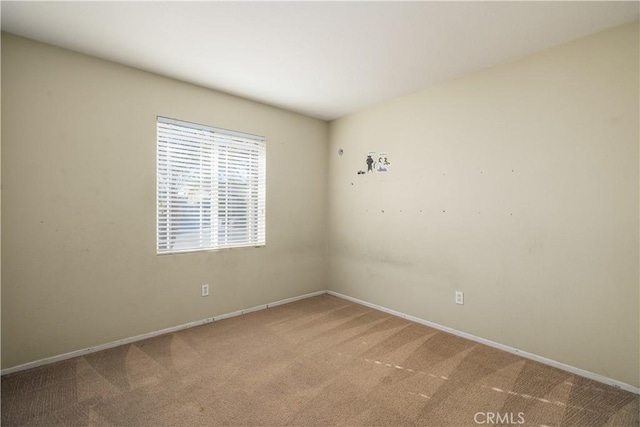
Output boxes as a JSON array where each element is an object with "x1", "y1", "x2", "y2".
[
  {"x1": 0, "y1": 290, "x2": 326, "y2": 377},
  {"x1": 326, "y1": 290, "x2": 639, "y2": 395}
]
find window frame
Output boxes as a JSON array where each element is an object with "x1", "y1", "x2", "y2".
[{"x1": 156, "y1": 116, "x2": 266, "y2": 255}]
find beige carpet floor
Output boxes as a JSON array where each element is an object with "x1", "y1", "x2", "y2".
[{"x1": 1, "y1": 294, "x2": 638, "y2": 426}]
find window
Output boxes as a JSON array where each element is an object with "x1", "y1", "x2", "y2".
[{"x1": 157, "y1": 116, "x2": 266, "y2": 254}]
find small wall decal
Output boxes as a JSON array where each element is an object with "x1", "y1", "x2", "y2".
[
  {"x1": 366, "y1": 151, "x2": 376, "y2": 173},
  {"x1": 377, "y1": 152, "x2": 390, "y2": 172},
  {"x1": 359, "y1": 151, "x2": 391, "y2": 175}
]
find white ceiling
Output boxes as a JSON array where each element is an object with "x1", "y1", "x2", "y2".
[{"x1": 2, "y1": 1, "x2": 638, "y2": 121}]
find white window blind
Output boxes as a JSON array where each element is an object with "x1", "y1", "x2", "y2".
[{"x1": 157, "y1": 116, "x2": 266, "y2": 254}]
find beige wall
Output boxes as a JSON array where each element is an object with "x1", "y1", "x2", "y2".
[
  {"x1": 328, "y1": 23, "x2": 639, "y2": 387},
  {"x1": 1, "y1": 33, "x2": 329, "y2": 369}
]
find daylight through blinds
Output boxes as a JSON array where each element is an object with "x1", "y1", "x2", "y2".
[{"x1": 157, "y1": 117, "x2": 266, "y2": 254}]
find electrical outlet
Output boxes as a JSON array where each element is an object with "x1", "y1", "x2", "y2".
[
  {"x1": 455, "y1": 291, "x2": 464, "y2": 305},
  {"x1": 201, "y1": 284, "x2": 209, "y2": 297}
]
